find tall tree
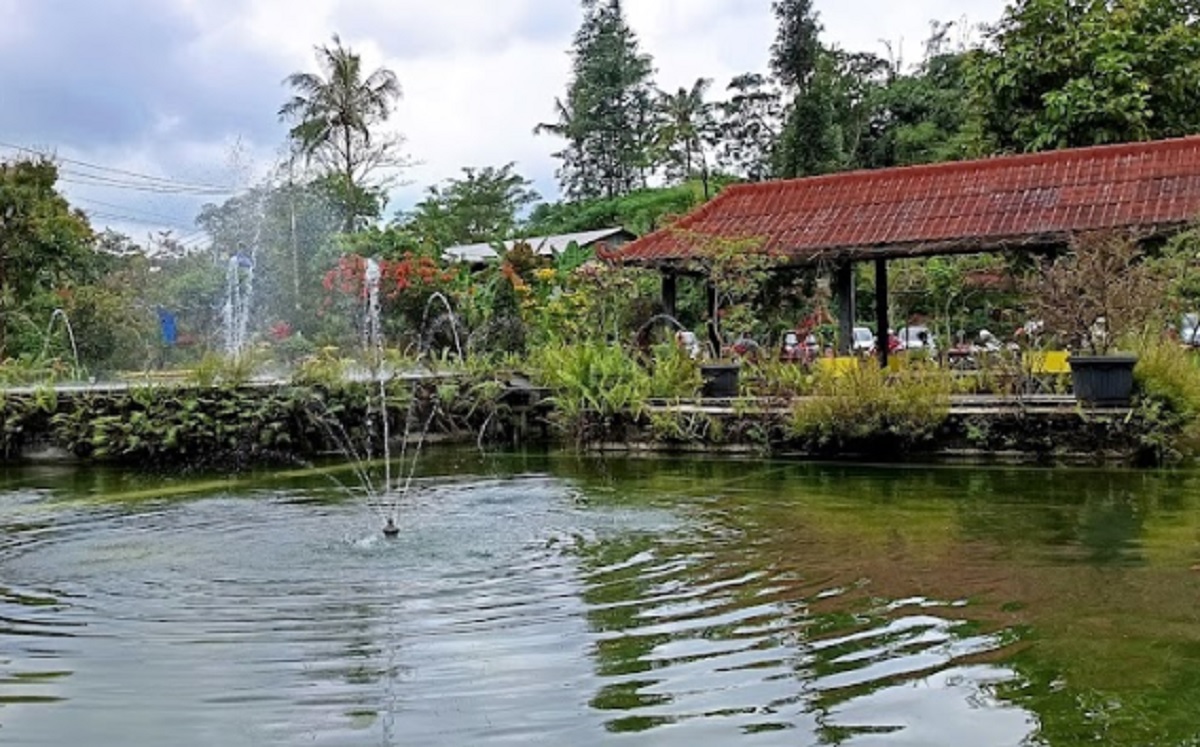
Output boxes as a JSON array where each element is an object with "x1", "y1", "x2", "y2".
[
  {"x1": 654, "y1": 78, "x2": 716, "y2": 195},
  {"x1": 0, "y1": 158, "x2": 95, "y2": 358},
  {"x1": 769, "y1": 0, "x2": 842, "y2": 178},
  {"x1": 774, "y1": 50, "x2": 847, "y2": 178},
  {"x1": 970, "y1": 0, "x2": 1200, "y2": 153},
  {"x1": 770, "y1": 0, "x2": 823, "y2": 91},
  {"x1": 536, "y1": 0, "x2": 657, "y2": 200},
  {"x1": 279, "y1": 34, "x2": 407, "y2": 231},
  {"x1": 713, "y1": 73, "x2": 783, "y2": 182},
  {"x1": 399, "y1": 163, "x2": 540, "y2": 247}
]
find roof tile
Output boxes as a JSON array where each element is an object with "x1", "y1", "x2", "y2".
[{"x1": 603, "y1": 136, "x2": 1200, "y2": 265}]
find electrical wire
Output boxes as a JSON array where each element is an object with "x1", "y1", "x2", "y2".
[{"x1": 0, "y1": 141, "x2": 237, "y2": 193}]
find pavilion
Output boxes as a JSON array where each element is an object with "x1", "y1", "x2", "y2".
[{"x1": 599, "y1": 136, "x2": 1200, "y2": 364}]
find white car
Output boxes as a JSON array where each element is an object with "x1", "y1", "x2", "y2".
[
  {"x1": 852, "y1": 326, "x2": 876, "y2": 354},
  {"x1": 897, "y1": 325, "x2": 938, "y2": 355}
]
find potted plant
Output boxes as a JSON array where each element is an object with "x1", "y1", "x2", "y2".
[
  {"x1": 677, "y1": 230, "x2": 777, "y2": 398},
  {"x1": 1022, "y1": 230, "x2": 1168, "y2": 405}
]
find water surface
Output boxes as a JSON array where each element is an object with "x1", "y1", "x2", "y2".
[{"x1": 1, "y1": 453, "x2": 1198, "y2": 745}]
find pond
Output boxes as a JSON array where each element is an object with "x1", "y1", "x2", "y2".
[{"x1": 1, "y1": 452, "x2": 1199, "y2": 746}]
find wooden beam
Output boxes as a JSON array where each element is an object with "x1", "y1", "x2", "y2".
[{"x1": 875, "y1": 257, "x2": 889, "y2": 368}]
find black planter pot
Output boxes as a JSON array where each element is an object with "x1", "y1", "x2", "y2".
[
  {"x1": 1068, "y1": 353, "x2": 1138, "y2": 405},
  {"x1": 700, "y1": 363, "x2": 740, "y2": 398}
]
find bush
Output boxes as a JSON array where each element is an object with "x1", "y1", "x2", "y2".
[
  {"x1": 1132, "y1": 338, "x2": 1200, "y2": 462},
  {"x1": 529, "y1": 342, "x2": 652, "y2": 442},
  {"x1": 786, "y1": 364, "x2": 951, "y2": 453}
]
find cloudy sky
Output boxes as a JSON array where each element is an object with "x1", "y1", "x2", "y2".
[{"x1": 0, "y1": 0, "x2": 1008, "y2": 247}]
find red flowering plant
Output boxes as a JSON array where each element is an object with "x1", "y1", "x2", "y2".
[{"x1": 320, "y1": 252, "x2": 457, "y2": 350}]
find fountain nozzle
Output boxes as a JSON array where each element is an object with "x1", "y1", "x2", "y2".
[{"x1": 382, "y1": 517, "x2": 399, "y2": 538}]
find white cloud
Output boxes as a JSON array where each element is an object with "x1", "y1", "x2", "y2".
[{"x1": 0, "y1": 0, "x2": 1011, "y2": 240}]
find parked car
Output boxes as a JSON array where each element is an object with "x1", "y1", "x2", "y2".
[
  {"x1": 852, "y1": 326, "x2": 876, "y2": 355},
  {"x1": 896, "y1": 325, "x2": 938, "y2": 356},
  {"x1": 780, "y1": 331, "x2": 821, "y2": 363},
  {"x1": 1182, "y1": 313, "x2": 1200, "y2": 347}
]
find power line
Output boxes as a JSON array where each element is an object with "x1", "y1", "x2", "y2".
[
  {"x1": 74, "y1": 196, "x2": 198, "y2": 226},
  {"x1": 84, "y1": 209, "x2": 196, "y2": 232},
  {"x1": 58, "y1": 172, "x2": 232, "y2": 195},
  {"x1": 0, "y1": 141, "x2": 237, "y2": 193}
]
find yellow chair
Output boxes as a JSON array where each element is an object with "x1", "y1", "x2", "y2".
[
  {"x1": 816, "y1": 356, "x2": 860, "y2": 377},
  {"x1": 1024, "y1": 350, "x2": 1071, "y2": 375}
]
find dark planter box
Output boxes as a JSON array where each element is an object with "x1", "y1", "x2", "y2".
[
  {"x1": 701, "y1": 363, "x2": 740, "y2": 398},
  {"x1": 1069, "y1": 353, "x2": 1138, "y2": 405}
]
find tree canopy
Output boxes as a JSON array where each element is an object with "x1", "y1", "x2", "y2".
[
  {"x1": 279, "y1": 34, "x2": 407, "y2": 230},
  {"x1": 537, "y1": 0, "x2": 658, "y2": 201},
  {"x1": 0, "y1": 158, "x2": 96, "y2": 357},
  {"x1": 970, "y1": 0, "x2": 1200, "y2": 152},
  {"x1": 398, "y1": 163, "x2": 540, "y2": 248}
]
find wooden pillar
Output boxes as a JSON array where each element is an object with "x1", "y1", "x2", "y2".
[
  {"x1": 835, "y1": 260, "x2": 855, "y2": 355},
  {"x1": 875, "y1": 257, "x2": 889, "y2": 368},
  {"x1": 661, "y1": 272, "x2": 677, "y2": 319},
  {"x1": 706, "y1": 281, "x2": 721, "y2": 357}
]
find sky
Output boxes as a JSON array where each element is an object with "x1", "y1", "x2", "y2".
[{"x1": 0, "y1": 0, "x2": 1009, "y2": 248}]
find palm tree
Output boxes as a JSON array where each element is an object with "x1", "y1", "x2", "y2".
[
  {"x1": 655, "y1": 78, "x2": 715, "y2": 197},
  {"x1": 279, "y1": 35, "x2": 403, "y2": 230}
]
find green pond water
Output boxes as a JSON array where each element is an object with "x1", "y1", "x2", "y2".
[{"x1": 1, "y1": 451, "x2": 1199, "y2": 746}]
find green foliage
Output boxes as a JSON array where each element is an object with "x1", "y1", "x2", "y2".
[
  {"x1": 0, "y1": 157, "x2": 97, "y2": 358},
  {"x1": 858, "y1": 35, "x2": 973, "y2": 168},
  {"x1": 189, "y1": 351, "x2": 262, "y2": 388},
  {"x1": 529, "y1": 341, "x2": 651, "y2": 442},
  {"x1": 774, "y1": 51, "x2": 851, "y2": 178},
  {"x1": 1132, "y1": 339, "x2": 1200, "y2": 462},
  {"x1": 653, "y1": 79, "x2": 716, "y2": 192},
  {"x1": 397, "y1": 163, "x2": 539, "y2": 247},
  {"x1": 969, "y1": 0, "x2": 1200, "y2": 153},
  {"x1": 536, "y1": 0, "x2": 657, "y2": 200},
  {"x1": 292, "y1": 348, "x2": 350, "y2": 387},
  {"x1": 786, "y1": 364, "x2": 952, "y2": 452},
  {"x1": 680, "y1": 231, "x2": 779, "y2": 346},
  {"x1": 196, "y1": 180, "x2": 343, "y2": 339},
  {"x1": 279, "y1": 34, "x2": 407, "y2": 230},
  {"x1": 525, "y1": 182, "x2": 711, "y2": 237},
  {"x1": 645, "y1": 343, "x2": 702, "y2": 399},
  {"x1": 770, "y1": 0, "x2": 822, "y2": 91},
  {"x1": 740, "y1": 359, "x2": 815, "y2": 399},
  {"x1": 712, "y1": 73, "x2": 783, "y2": 181}
]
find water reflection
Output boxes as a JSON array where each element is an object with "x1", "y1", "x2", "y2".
[{"x1": 0, "y1": 456, "x2": 1199, "y2": 745}]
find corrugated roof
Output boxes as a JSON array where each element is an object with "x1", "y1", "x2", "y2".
[
  {"x1": 600, "y1": 136, "x2": 1200, "y2": 266},
  {"x1": 443, "y1": 227, "x2": 632, "y2": 263}
]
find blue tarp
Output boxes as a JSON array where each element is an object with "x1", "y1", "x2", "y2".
[{"x1": 157, "y1": 308, "x2": 177, "y2": 346}]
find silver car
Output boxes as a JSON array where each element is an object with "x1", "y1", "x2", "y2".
[{"x1": 897, "y1": 325, "x2": 938, "y2": 355}]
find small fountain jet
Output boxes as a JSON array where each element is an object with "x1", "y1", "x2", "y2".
[{"x1": 382, "y1": 516, "x2": 399, "y2": 538}]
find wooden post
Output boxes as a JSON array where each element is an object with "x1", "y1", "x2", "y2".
[
  {"x1": 706, "y1": 281, "x2": 721, "y2": 357},
  {"x1": 661, "y1": 272, "x2": 677, "y2": 319},
  {"x1": 875, "y1": 257, "x2": 889, "y2": 368},
  {"x1": 835, "y1": 260, "x2": 855, "y2": 355}
]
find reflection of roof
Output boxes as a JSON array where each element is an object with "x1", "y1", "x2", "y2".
[
  {"x1": 443, "y1": 227, "x2": 633, "y2": 263},
  {"x1": 601, "y1": 136, "x2": 1200, "y2": 267}
]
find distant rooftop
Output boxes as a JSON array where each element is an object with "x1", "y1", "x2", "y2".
[
  {"x1": 600, "y1": 136, "x2": 1200, "y2": 267},
  {"x1": 443, "y1": 227, "x2": 634, "y2": 263}
]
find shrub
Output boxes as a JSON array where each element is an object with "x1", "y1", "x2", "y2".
[
  {"x1": 529, "y1": 342, "x2": 652, "y2": 443},
  {"x1": 1132, "y1": 338, "x2": 1200, "y2": 462},
  {"x1": 786, "y1": 364, "x2": 951, "y2": 453}
]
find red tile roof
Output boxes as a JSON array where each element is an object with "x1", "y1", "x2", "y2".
[{"x1": 600, "y1": 136, "x2": 1200, "y2": 266}]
